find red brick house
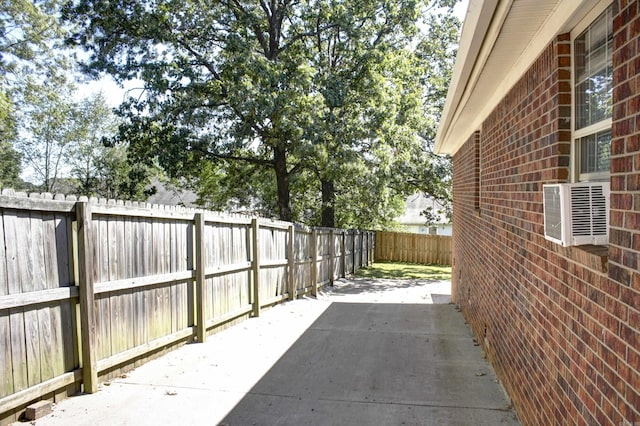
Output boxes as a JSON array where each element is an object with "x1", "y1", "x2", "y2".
[{"x1": 436, "y1": 0, "x2": 640, "y2": 424}]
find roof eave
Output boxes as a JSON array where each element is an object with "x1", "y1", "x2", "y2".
[{"x1": 435, "y1": 0, "x2": 603, "y2": 156}]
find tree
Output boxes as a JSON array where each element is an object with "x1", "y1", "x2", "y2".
[
  {"x1": 15, "y1": 74, "x2": 84, "y2": 192},
  {"x1": 1, "y1": 0, "x2": 71, "y2": 142},
  {"x1": 194, "y1": 160, "x2": 278, "y2": 216},
  {"x1": 68, "y1": 92, "x2": 157, "y2": 200},
  {"x1": 0, "y1": 91, "x2": 21, "y2": 187},
  {"x1": 0, "y1": 140, "x2": 21, "y2": 188},
  {"x1": 283, "y1": 1, "x2": 459, "y2": 227},
  {"x1": 64, "y1": 0, "x2": 457, "y2": 224},
  {"x1": 65, "y1": 0, "x2": 323, "y2": 220},
  {"x1": 1, "y1": 0, "x2": 82, "y2": 192}
]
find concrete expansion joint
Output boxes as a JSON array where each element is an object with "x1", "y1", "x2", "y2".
[{"x1": 244, "y1": 390, "x2": 515, "y2": 414}]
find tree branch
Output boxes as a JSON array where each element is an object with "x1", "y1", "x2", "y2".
[{"x1": 190, "y1": 145, "x2": 274, "y2": 168}]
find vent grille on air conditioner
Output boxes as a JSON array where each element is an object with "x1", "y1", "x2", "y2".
[{"x1": 543, "y1": 182, "x2": 610, "y2": 247}]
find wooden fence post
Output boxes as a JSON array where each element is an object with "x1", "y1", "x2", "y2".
[
  {"x1": 76, "y1": 201, "x2": 98, "y2": 393},
  {"x1": 328, "y1": 229, "x2": 335, "y2": 285},
  {"x1": 341, "y1": 231, "x2": 346, "y2": 277},
  {"x1": 195, "y1": 213, "x2": 207, "y2": 343},
  {"x1": 251, "y1": 219, "x2": 261, "y2": 317},
  {"x1": 311, "y1": 229, "x2": 318, "y2": 297},
  {"x1": 365, "y1": 232, "x2": 370, "y2": 266},
  {"x1": 393, "y1": 232, "x2": 398, "y2": 261},
  {"x1": 352, "y1": 230, "x2": 357, "y2": 275},
  {"x1": 288, "y1": 225, "x2": 296, "y2": 301}
]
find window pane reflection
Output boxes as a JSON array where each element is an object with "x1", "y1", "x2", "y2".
[
  {"x1": 574, "y1": 8, "x2": 612, "y2": 130},
  {"x1": 580, "y1": 129, "x2": 611, "y2": 175}
]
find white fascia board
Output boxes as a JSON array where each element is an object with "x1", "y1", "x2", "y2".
[{"x1": 435, "y1": 0, "x2": 602, "y2": 156}]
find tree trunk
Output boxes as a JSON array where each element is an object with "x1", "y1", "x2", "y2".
[
  {"x1": 273, "y1": 146, "x2": 293, "y2": 222},
  {"x1": 320, "y1": 178, "x2": 335, "y2": 228}
]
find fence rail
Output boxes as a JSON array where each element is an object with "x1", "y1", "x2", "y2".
[
  {"x1": 0, "y1": 190, "x2": 374, "y2": 424},
  {"x1": 375, "y1": 231, "x2": 451, "y2": 265}
]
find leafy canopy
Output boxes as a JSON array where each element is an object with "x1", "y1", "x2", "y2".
[{"x1": 64, "y1": 0, "x2": 460, "y2": 226}]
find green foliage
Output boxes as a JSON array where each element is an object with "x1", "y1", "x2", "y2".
[
  {"x1": 15, "y1": 75, "x2": 83, "y2": 192},
  {"x1": 68, "y1": 93, "x2": 158, "y2": 199},
  {"x1": 193, "y1": 160, "x2": 278, "y2": 217},
  {"x1": 64, "y1": 0, "x2": 460, "y2": 225},
  {"x1": 0, "y1": 140, "x2": 21, "y2": 188},
  {"x1": 1, "y1": 0, "x2": 71, "y2": 134}
]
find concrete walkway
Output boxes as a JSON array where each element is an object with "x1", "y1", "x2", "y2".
[{"x1": 35, "y1": 278, "x2": 519, "y2": 425}]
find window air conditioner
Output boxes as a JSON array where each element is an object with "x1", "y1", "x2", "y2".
[{"x1": 543, "y1": 182, "x2": 610, "y2": 247}]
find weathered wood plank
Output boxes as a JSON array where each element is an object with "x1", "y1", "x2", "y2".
[
  {"x1": 131, "y1": 217, "x2": 143, "y2": 353},
  {"x1": 123, "y1": 217, "x2": 135, "y2": 351},
  {"x1": 0, "y1": 211, "x2": 10, "y2": 398},
  {"x1": 195, "y1": 214, "x2": 206, "y2": 342},
  {"x1": 0, "y1": 288, "x2": 78, "y2": 310},
  {"x1": 287, "y1": 225, "x2": 295, "y2": 300},
  {"x1": 42, "y1": 213, "x2": 63, "y2": 380},
  {"x1": 0, "y1": 369, "x2": 81, "y2": 415},
  {"x1": 106, "y1": 216, "x2": 124, "y2": 356},
  {"x1": 61, "y1": 215, "x2": 78, "y2": 394},
  {"x1": 169, "y1": 221, "x2": 179, "y2": 333},
  {"x1": 5, "y1": 212, "x2": 29, "y2": 394},
  {"x1": 0, "y1": 196, "x2": 75, "y2": 213},
  {"x1": 32, "y1": 214, "x2": 53, "y2": 384},
  {"x1": 96, "y1": 328, "x2": 192, "y2": 373},
  {"x1": 149, "y1": 219, "x2": 162, "y2": 341},
  {"x1": 94, "y1": 215, "x2": 110, "y2": 360},
  {"x1": 23, "y1": 214, "x2": 42, "y2": 388},
  {"x1": 0, "y1": 211, "x2": 12, "y2": 398},
  {"x1": 251, "y1": 219, "x2": 260, "y2": 317},
  {"x1": 90, "y1": 204, "x2": 194, "y2": 220},
  {"x1": 311, "y1": 230, "x2": 318, "y2": 297},
  {"x1": 76, "y1": 202, "x2": 98, "y2": 393},
  {"x1": 93, "y1": 271, "x2": 195, "y2": 295}
]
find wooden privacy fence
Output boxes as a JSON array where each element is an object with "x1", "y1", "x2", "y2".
[
  {"x1": 375, "y1": 231, "x2": 451, "y2": 265},
  {"x1": 0, "y1": 190, "x2": 374, "y2": 423}
]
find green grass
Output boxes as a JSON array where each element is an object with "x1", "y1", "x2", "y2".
[{"x1": 354, "y1": 262, "x2": 451, "y2": 280}]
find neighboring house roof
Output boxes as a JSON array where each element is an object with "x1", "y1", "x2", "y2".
[
  {"x1": 396, "y1": 193, "x2": 449, "y2": 226},
  {"x1": 147, "y1": 179, "x2": 198, "y2": 207},
  {"x1": 435, "y1": 0, "x2": 604, "y2": 155}
]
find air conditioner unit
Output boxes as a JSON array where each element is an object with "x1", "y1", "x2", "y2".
[{"x1": 543, "y1": 182, "x2": 610, "y2": 247}]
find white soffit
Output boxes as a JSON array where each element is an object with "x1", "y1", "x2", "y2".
[{"x1": 435, "y1": 0, "x2": 603, "y2": 155}]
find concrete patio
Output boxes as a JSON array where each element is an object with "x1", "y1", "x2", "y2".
[{"x1": 34, "y1": 278, "x2": 519, "y2": 425}]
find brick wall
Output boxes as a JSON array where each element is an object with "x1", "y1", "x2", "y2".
[{"x1": 451, "y1": 3, "x2": 640, "y2": 423}]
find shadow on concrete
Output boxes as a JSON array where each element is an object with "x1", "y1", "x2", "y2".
[
  {"x1": 320, "y1": 277, "x2": 451, "y2": 301},
  {"x1": 220, "y1": 303, "x2": 519, "y2": 426}
]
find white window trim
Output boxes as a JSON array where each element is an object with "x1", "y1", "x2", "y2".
[{"x1": 570, "y1": 0, "x2": 614, "y2": 183}]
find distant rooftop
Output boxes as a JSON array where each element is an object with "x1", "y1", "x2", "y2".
[{"x1": 396, "y1": 193, "x2": 449, "y2": 225}]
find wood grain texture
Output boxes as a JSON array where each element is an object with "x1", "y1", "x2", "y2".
[{"x1": 76, "y1": 202, "x2": 98, "y2": 393}]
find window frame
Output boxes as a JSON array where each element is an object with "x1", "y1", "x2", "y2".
[{"x1": 570, "y1": 1, "x2": 613, "y2": 183}]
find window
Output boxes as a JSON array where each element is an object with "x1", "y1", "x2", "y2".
[{"x1": 572, "y1": 4, "x2": 613, "y2": 182}]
